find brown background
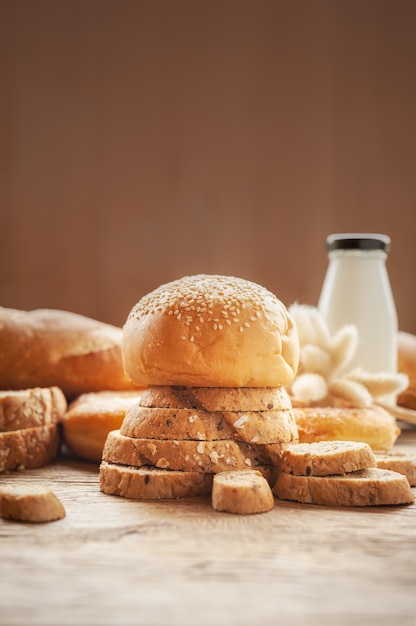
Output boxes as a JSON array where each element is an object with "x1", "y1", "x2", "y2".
[{"x1": 1, "y1": 0, "x2": 415, "y2": 332}]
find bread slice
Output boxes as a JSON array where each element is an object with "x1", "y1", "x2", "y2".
[
  {"x1": 99, "y1": 461, "x2": 213, "y2": 499},
  {"x1": 0, "y1": 387, "x2": 67, "y2": 432},
  {"x1": 139, "y1": 385, "x2": 292, "y2": 412},
  {"x1": 279, "y1": 440, "x2": 376, "y2": 476},
  {"x1": 62, "y1": 390, "x2": 144, "y2": 462},
  {"x1": 0, "y1": 425, "x2": 59, "y2": 472},
  {"x1": 273, "y1": 467, "x2": 415, "y2": 506},
  {"x1": 212, "y1": 470, "x2": 274, "y2": 514},
  {"x1": 102, "y1": 429, "x2": 285, "y2": 473},
  {"x1": 121, "y1": 405, "x2": 298, "y2": 445},
  {"x1": 0, "y1": 483, "x2": 65, "y2": 522},
  {"x1": 375, "y1": 452, "x2": 416, "y2": 487}
]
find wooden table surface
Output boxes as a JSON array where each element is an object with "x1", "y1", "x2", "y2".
[{"x1": 1, "y1": 428, "x2": 416, "y2": 626}]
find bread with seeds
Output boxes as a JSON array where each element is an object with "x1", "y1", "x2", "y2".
[
  {"x1": 0, "y1": 483, "x2": 65, "y2": 522},
  {"x1": 278, "y1": 440, "x2": 376, "y2": 476},
  {"x1": 103, "y1": 429, "x2": 285, "y2": 473},
  {"x1": 99, "y1": 461, "x2": 213, "y2": 499},
  {"x1": 0, "y1": 425, "x2": 59, "y2": 472},
  {"x1": 212, "y1": 470, "x2": 274, "y2": 514},
  {"x1": 273, "y1": 467, "x2": 415, "y2": 506},
  {"x1": 0, "y1": 387, "x2": 66, "y2": 432}
]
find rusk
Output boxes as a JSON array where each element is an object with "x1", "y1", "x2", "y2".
[
  {"x1": 0, "y1": 483, "x2": 65, "y2": 522},
  {"x1": 0, "y1": 387, "x2": 67, "y2": 432},
  {"x1": 273, "y1": 467, "x2": 415, "y2": 506},
  {"x1": 0, "y1": 425, "x2": 59, "y2": 472},
  {"x1": 212, "y1": 470, "x2": 274, "y2": 514},
  {"x1": 375, "y1": 452, "x2": 416, "y2": 487},
  {"x1": 279, "y1": 440, "x2": 376, "y2": 476},
  {"x1": 99, "y1": 461, "x2": 213, "y2": 499}
]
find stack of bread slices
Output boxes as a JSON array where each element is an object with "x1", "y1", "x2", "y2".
[{"x1": 0, "y1": 387, "x2": 66, "y2": 472}]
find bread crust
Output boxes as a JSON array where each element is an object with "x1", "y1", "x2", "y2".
[
  {"x1": 99, "y1": 461, "x2": 213, "y2": 499},
  {"x1": 102, "y1": 429, "x2": 285, "y2": 473},
  {"x1": 212, "y1": 470, "x2": 274, "y2": 514},
  {"x1": 62, "y1": 390, "x2": 144, "y2": 462},
  {"x1": 0, "y1": 307, "x2": 139, "y2": 398},
  {"x1": 273, "y1": 467, "x2": 415, "y2": 506},
  {"x1": 293, "y1": 404, "x2": 400, "y2": 452},
  {"x1": 0, "y1": 387, "x2": 67, "y2": 432},
  {"x1": 0, "y1": 483, "x2": 65, "y2": 522},
  {"x1": 279, "y1": 440, "x2": 376, "y2": 476},
  {"x1": 0, "y1": 425, "x2": 59, "y2": 472}
]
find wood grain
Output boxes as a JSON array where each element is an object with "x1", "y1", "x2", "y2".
[{"x1": 0, "y1": 430, "x2": 415, "y2": 625}]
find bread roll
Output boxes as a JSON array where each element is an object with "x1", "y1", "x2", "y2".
[
  {"x1": 397, "y1": 331, "x2": 416, "y2": 409},
  {"x1": 122, "y1": 275, "x2": 299, "y2": 388},
  {"x1": 0, "y1": 307, "x2": 140, "y2": 398}
]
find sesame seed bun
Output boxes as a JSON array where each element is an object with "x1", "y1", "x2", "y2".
[{"x1": 122, "y1": 274, "x2": 299, "y2": 387}]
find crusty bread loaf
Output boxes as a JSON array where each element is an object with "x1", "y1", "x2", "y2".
[
  {"x1": 102, "y1": 429, "x2": 285, "y2": 473},
  {"x1": 293, "y1": 404, "x2": 400, "y2": 452},
  {"x1": 122, "y1": 275, "x2": 299, "y2": 388},
  {"x1": 99, "y1": 461, "x2": 213, "y2": 499},
  {"x1": 62, "y1": 390, "x2": 144, "y2": 462},
  {"x1": 212, "y1": 470, "x2": 274, "y2": 514},
  {"x1": 0, "y1": 307, "x2": 140, "y2": 398},
  {"x1": 397, "y1": 331, "x2": 416, "y2": 410},
  {"x1": 375, "y1": 452, "x2": 416, "y2": 487},
  {"x1": 0, "y1": 425, "x2": 59, "y2": 472},
  {"x1": 273, "y1": 467, "x2": 415, "y2": 506},
  {"x1": 0, "y1": 483, "x2": 65, "y2": 522},
  {"x1": 0, "y1": 387, "x2": 67, "y2": 432},
  {"x1": 139, "y1": 385, "x2": 293, "y2": 412},
  {"x1": 278, "y1": 440, "x2": 376, "y2": 476},
  {"x1": 120, "y1": 405, "x2": 298, "y2": 445}
]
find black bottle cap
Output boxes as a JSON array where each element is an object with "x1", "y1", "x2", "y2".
[{"x1": 326, "y1": 233, "x2": 391, "y2": 253}]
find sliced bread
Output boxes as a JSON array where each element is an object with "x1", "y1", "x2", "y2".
[{"x1": 212, "y1": 470, "x2": 274, "y2": 514}]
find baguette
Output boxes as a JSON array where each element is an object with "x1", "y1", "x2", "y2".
[
  {"x1": 273, "y1": 468, "x2": 415, "y2": 506},
  {"x1": 0, "y1": 425, "x2": 59, "y2": 472},
  {"x1": 278, "y1": 440, "x2": 376, "y2": 477},
  {"x1": 0, "y1": 387, "x2": 66, "y2": 432},
  {"x1": 0, "y1": 483, "x2": 65, "y2": 522},
  {"x1": 212, "y1": 470, "x2": 274, "y2": 514},
  {"x1": 99, "y1": 461, "x2": 213, "y2": 499}
]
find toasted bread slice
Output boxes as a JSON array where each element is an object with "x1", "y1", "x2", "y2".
[
  {"x1": 212, "y1": 470, "x2": 274, "y2": 514},
  {"x1": 375, "y1": 452, "x2": 416, "y2": 487},
  {"x1": 273, "y1": 467, "x2": 415, "y2": 506},
  {"x1": 279, "y1": 440, "x2": 376, "y2": 476},
  {"x1": 0, "y1": 387, "x2": 67, "y2": 432},
  {"x1": 0, "y1": 483, "x2": 65, "y2": 522},
  {"x1": 0, "y1": 425, "x2": 59, "y2": 472}
]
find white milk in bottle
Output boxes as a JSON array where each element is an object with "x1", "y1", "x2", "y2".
[{"x1": 318, "y1": 233, "x2": 398, "y2": 380}]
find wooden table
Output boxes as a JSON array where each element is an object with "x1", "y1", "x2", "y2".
[{"x1": 1, "y1": 429, "x2": 416, "y2": 626}]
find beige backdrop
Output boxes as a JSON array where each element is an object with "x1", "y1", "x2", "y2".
[{"x1": 1, "y1": 0, "x2": 415, "y2": 333}]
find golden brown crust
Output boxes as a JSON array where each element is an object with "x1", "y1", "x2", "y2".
[
  {"x1": 0, "y1": 483, "x2": 65, "y2": 522},
  {"x1": 62, "y1": 390, "x2": 144, "y2": 462},
  {"x1": 102, "y1": 429, "x2": 286, "y2": 473},
  {"x1": 0, "y1": 387, "x2": 67, "y2": 431},
  {"x1": 99, "y1": 461, "x2": 213, "y2": 499},
  {"x1": 0, "y1": 307, "x2": 140, "y2": 398},
  {"x1": 278, "y1": 440, "x2": 376, "y2": 476},
  {"x1": 293, "y1": 404, "x2": 400, "y2": 452},
  {"x1": 120, "y1": 404, "x2": 298, "y2": 445},
  {"x1": 122, "y1": 275, "x2": 299, "y2": 388},
  {"x1": 212, "y1": 470, "x2": 274, "y2": 514},
  {"x1": 0, "y1": 425, "x2": 59, "y2": 472},
  {"x1": 139, "y1": 385, "x2": 292, "y2": 412},
  {"x1": 273, "y1": 468, "x2": 415, "y2": 506}
]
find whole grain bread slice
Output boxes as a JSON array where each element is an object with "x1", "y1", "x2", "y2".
[
  {"x1": 102, "y1": 429, "x2": 285, "y2": 473},
  {"x1": 273, "y1": 467, "x2": 415, "y2": 506},
  {"x1": 0, "y1": 387, "x2": 67, "y2": 432},
  {"x1": 0, "y1": 483, "x2": 65, "y2": 522},
  {"x1": 99, "y1": 461, "x2": 213, "y2": 499},
  {"x1": 278, "y1": 440, "x2": 376, "y2": 476},
  {"x1": 0, "y1": 425, "x2": 59, "y2": 472},
  {"x1": 120, "y1": 405, "x2": 298, "y2": 445},
  {"x1": 139, "y1": 385, "x2": 292, "y2": 412},
  {"x1": 212, "y1": 470, "x2": 274, "y2": 514},
  {"x1": 375, "y1": 452, "x2": 416, "y2": 487}
]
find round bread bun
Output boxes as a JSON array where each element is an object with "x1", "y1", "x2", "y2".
[
  {"x1": 397, "y1": 331, "x2": 416, "y2": 410},
  {"x1": 122, "y1": 274, "x2": 299, "y2": 388}
]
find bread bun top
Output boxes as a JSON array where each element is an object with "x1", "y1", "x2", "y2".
[
  {"x1": 122, "y1": 274, "x2": 299, "y2": 387},
  {"x1": 397, "y1": 330, "x2": 416, "y2": 409}
]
